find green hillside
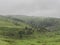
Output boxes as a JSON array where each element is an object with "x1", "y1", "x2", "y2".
[
  {"x1": 8, "y1": 15, "x2": 60, "y2": 31},
  {"x1": 0, "y1": 15, "x2": 30, "y2": 27},
  {"x1": 0, "y1": 15, "x2": 60, "y2": 45}
]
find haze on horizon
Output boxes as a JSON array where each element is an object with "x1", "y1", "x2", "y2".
[{"x1": 0, "y1": 0, "x2": 60, "y2": 18}]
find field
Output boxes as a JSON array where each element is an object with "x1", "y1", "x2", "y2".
[
  {"x1": 0, "y1": 15, "x2": 60, "y2": 45},
  {"x1": 0, "y1": 32, "x2": 60, "y2": 45}
]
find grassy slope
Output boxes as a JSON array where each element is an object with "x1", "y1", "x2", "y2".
[
  {"x1": 0, "y1": 32, "x2": 60, "y2": 45},
  {"x1": 0, "y1": 15, "x2": 60, "y2": 45},
  {"x1": 0, "y1": 15, "x2": 31, "y2": 45},
  {"x1": 7, "y1": 15, "x2": 60, "y2": 45},
  {"x1": 8, "y1": 15, "x2": 60, "y2": 31}
]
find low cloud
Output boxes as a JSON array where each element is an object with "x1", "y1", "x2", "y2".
[{"x1": 0, "y1": 0, "x2": 60, "y2": 17}]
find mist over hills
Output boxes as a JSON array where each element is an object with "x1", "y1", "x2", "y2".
[{"x1": 0, "y1": 0, "x2": 60, "y2": 45}]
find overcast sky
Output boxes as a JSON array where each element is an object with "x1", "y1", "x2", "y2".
[{"x1": 0, "y1": 0, "x2": 60, "y2": 17}]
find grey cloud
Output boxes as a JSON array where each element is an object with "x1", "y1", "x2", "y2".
[{"x1": 0, "y1": 0, "x2": 60, "y2": 17}]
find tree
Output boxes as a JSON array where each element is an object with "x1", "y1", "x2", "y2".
[{"x1": 18, "y1": 31, "x2": 25, "y2": 38}]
